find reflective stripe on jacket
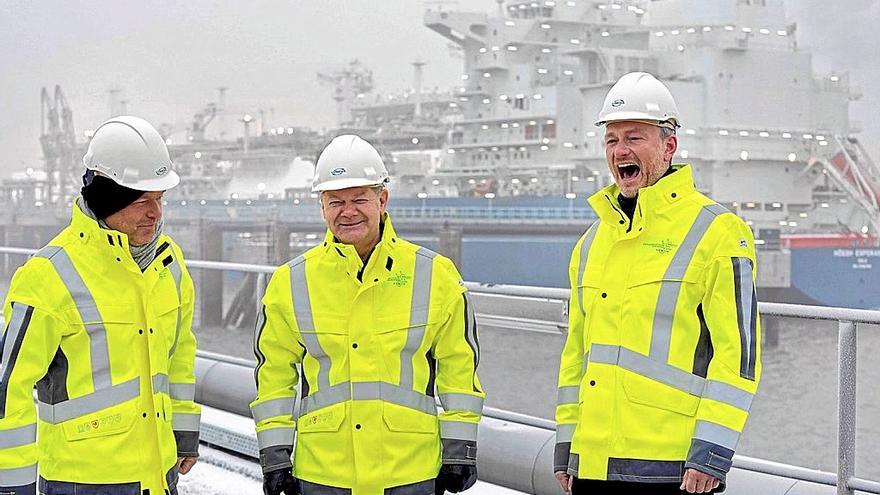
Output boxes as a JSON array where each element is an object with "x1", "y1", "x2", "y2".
[
  {"x1": 252, "y1": 217, "x2": 483, "y2": 495},
  {"x1": 555, "y1": 165, "x2": 761, "y2": 484},
  {"x1": 0, "y1": 200, "x2": 200, "y2": 494}
]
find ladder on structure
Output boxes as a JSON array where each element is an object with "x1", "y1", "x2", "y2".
[{"x1": 814, "y1": 136, "x2": 880, "y2": 235}]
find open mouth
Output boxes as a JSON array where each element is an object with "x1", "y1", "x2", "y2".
[{"x1": 618, "y1": 163, "x2": 641, "y2": 180}]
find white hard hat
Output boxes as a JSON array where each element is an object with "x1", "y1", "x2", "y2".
[
  {"x1": 312, "y1": 134, "x2": 390, "y2": 192},
  {"x1": 594, "y1": 72, "x2": 680, "y2": 129},
  {"x1": 83, "y1": 115, "x2": 180, "y2": 191}
]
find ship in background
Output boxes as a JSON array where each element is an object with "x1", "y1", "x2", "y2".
[{"x1": 3, "y1": 0, "x2": 878, "y2": 308}]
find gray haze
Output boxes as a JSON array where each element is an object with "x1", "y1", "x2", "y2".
[{"x1": 0, "y1": 0, "x2": 877, "y2": 174}]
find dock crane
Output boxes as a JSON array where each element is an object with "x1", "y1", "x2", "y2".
[{"x1": 39, "y1": 85, "x2": 77, "y2": 203}]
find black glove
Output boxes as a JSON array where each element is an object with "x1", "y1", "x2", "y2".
[
  {"x1": 436, "y1": 464, "x2": 478, "y2": 494},
  {"x1": 263, "y1": 468, "x2": 299, "y2": 495}
]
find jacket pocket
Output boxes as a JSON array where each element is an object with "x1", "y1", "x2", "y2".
[
  {"x1": 297, "y1": 401, "x2": 346, "y2": 433},
  {"x1": 382, "y1": 402, "x2": 437, "y2": 434},
  {"x1": 61, "y1": 398, "x2": 138, "y2": 441},
  {"x1": 621, "y1": 369, "x2": 699, "y2": 417}
]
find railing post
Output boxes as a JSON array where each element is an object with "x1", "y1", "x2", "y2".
[{"x1": 838, "y1": 320, "x2": 857, "y2": 495}]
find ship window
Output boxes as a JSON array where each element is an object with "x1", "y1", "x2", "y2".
[
  {"x1": 764, "y1": 202, "x2": 784, "y2": 211},
  {"x1": 525, "y1": 124, "x2": 538, "y2": 140},
  {"x1": 741, "y1": 202, "x2": 761, "y2": 210},
  {"x1": 542, "y1": 122, "x2": 556, "y2": 139}
]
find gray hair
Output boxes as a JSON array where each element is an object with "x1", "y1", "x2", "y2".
[{"x1": 659, "y1": 126, "x2": 676, "y2": 139}]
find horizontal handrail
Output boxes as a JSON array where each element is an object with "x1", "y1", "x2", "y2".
[{"x1": 2, "y1": 246, "x2": 877, "y2": 323}]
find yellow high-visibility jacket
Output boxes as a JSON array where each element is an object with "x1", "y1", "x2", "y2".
[
  {"x1": 0, "y1": 200, "x2": 200, "y2": 495},
  {"x1": 252, "y1": 216, "x2": 483, "y2": 495},
  {"x1": 555, "y1": 165, "x2": 761, "y2": 485}
]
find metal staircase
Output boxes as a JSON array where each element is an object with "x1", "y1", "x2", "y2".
[{"x1": 814, "y1": 136, "x2": 880, "y2": 235}]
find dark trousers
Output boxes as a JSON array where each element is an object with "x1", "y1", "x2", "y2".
[{"x1": 572, "y1": 477, "x2": 703, "y2": 495}]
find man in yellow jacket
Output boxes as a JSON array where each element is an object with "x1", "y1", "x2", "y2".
[
  {"x1": 554, "y1": 73, "x2": 761, "y2": 494},
  {"x1": 252, "y1": 134, "x2": 484, "y2": 495},
  {"x1": 0, "y1": 116, "x2": 200, "y2": 495}
]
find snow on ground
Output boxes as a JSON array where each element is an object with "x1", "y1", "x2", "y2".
[{"x1": 179, "y1": 445, "x2": 525, "y2": 495}]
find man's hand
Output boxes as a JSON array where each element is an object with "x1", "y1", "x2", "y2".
[
  {"x1": 554, "y1": 470, "x2": 573, "y2": 492},
  {"x1": 436, "y1": 464, "x2": 477, "y2": 494},
  {"x1": 680, "y1": 468, "x2": 720, "y2": 494},
  {"x1": 177, "y1": 456, "x2": 198, "y2": 475},
  {"x1": 262, "y1": 468, "x2": 299, "y2": 495}
]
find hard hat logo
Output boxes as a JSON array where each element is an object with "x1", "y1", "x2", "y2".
[
  {"x1": 611, "y1": 98, "x2": 625, "y2": 108},
  {"x1": 156, "y1": 166, "x2": 168, "y2": 176},
  {"x1": 330, "y1": 167, "x2": 347, "y2": 176}
]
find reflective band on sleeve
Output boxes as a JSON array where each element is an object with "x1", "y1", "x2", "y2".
[
  {"x1": 34, "y1": 246, "x2": 112, "y2": 391},
  {"x1": 0, "y1": 423, "x2": 37, "y2": 449},
  {"x1": 693, "y1": 420, "x2": 740, "y2": 451},
  {"x1": 556, "y1": 385, "x2": 579, "y2": 406},
  {"x1": 576, "y1": 222, "x2": 599, "y2": 315},
  {"x1": 439, "y1": 393, "x2": 484, "y2": 414},
  {"x1": 732, "y1": 257, "x2": 758, "y2": 380},
  {"x1": 256, "y1": 427, "x2": 295, "y2": 449},
  {"x1": 439, "y1": 420, "x2": 478, "y2": 441},
  {"x1": 400, "y1": 248, "x2": 436, "y2": 391},
  {"x1": 290, "y1": 257, "x2": 333, "y2": 393},
  {"x1": 167, "y1": 259, "x2": 183, "y2": 358},
  {"x1": 650, "y1": 205, "x2": 726, "y2": 361},
  {"x1": 556, "y1": 423, "x2": 576, "y2": 442},
  {"x1": 0, "y1": 463, "x2": 37, "y2": 486},
  {"x1": 151, "y1": 373, "x2": 169, "y2": 395},
  {"x1": 0, "y1": 303, "x2": 34, "y2": 417},
  {"x1": 37, "y1": 376, "x2": 140, "y2": 423},
  {"x1": 703, "y1": 380, "x2": 754, "y2": 412},
  {"x1": 172, "y1": 412, "x2": 201, "y2": 432},
  {"x1": 251, "y1": 396, "x2": 297, "y2": 422},
  {"x1": 169, "y1": 383, "x2": 196, "y2": 402}
]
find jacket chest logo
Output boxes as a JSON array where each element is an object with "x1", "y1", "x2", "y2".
[
  {"x1": 77, "y1": 413, "x2": 122, "y2": 433},
  {"x1": 643, "y1": 239, "x2": 677, "y2": 254},
  {"x1": 388, "y1": 271, "x2": 412, "y2": 288}
]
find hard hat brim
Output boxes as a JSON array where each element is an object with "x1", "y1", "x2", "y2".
[
  {"x1": 312, "y1": 177, "x2": 387, "y2": 193},
  {"x1": 109, "y1": 170, "x2": 180, "y2": 192},
  {"x1": 595, "y1": 110, "x2": 679, "y2": 127}
]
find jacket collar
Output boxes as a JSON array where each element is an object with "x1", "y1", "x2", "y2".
[
  {"x1": 71, "y1": 197, "x2": 135, "y2": 256},
  {"x1": 321, "y1": 213, "x2": 399, "y2": 271},
  {"x1": 588, "y1": 164, "x2": 696, "y2": 228}
]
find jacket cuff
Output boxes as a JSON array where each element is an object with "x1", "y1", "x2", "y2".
[
  {"x1": 554, "y1": 442, "x2": 571, "y2": 472},
  {"x1": 441, "y1": 439, "x2": 477, "y2": 465},
  {"x1": 260, "y1": 446, "x2": 293, "y2": 474},
  {"x1": 685, "y1": 438, "x2": 734, "y2": 483},
  {"x1": 173, "y1": 430, "x2": 200, "y2": 457}
]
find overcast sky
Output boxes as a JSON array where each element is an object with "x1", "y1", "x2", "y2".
[{"x1": 1, "y1": 0, "x2": 877, "y2": 175}]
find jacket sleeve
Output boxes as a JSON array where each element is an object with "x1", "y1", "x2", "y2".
[
  {"x1": 554, "y1": 233, "x2": 588, "y2": 473},
  {"x1": 250, "y1": 266, "x2": 304, "y2": 474},
  {"x1": 433, "y1": 258, "x2": 484, "y2": 466},
  {"x1": 1, "y1": 266, "x2": 66, "y2": 494},
  {"x1": 168, "y1": 254, "x2": 201, "y2": 457},
  {"x1": 686, "y1": 219, "x2": 762, "y2": 482}
]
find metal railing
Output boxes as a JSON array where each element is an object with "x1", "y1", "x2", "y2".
[
  {"x1": 0, "y1": 246, "x2": 878, "y2": 494},
  {"x1": 159, "y1": 202, "x2": 596, "y2": 222}
]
